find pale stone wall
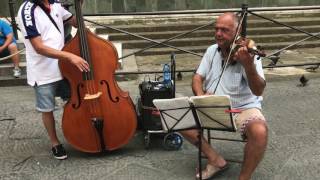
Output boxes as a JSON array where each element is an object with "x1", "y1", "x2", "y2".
[
  {"x1": 90, "y1": 0, "x2": 320, "y2": 13},
  {"x1": 1, "y1": 0, "x2": 320, "y2": 16}
]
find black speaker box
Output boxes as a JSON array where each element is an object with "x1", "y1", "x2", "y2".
[{"x1": 138, "y1": 81, "x2": 173, "y2": 130}]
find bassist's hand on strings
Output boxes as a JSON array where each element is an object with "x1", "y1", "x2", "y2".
[
  {"x1": 67, "y1": 53, "x2": 90, "y2": 72},
  {"x1": 29, "y1": 36, "x2": 89, "y2": 72}
]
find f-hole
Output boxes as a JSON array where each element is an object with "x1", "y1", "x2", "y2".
[{"x1": 100, "y1": 80, "x2": 119, "y2": 103}]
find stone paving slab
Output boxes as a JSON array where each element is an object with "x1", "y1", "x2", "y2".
[
  {"x1": 1, "y1": 45, "x2": 320, "y2": 179},
  {"x1": 0, "y1": 73, "x2": 319, "y2": 179}
]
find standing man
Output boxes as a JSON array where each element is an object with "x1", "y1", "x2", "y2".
[
  {"x1": 17, "y1": 0, "x2": 89, "y2": 160},
  {"x1": 181, "y1": 12, "x2": 268, "y2": 180},
  {"x1": 0, "y1": 19, "x2": 21, "y2": 78}
]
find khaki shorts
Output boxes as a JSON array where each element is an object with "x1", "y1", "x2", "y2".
[{"x1": 233, "y1": 108, "x2": 266, "y2": 139}]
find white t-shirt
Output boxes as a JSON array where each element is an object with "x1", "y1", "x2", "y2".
[{"x1": 17, "y1": 1, "x2": 72, "y2": 86}]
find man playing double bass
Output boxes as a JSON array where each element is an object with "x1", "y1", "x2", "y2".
[
  {"x1": 17, "y1": 0, "x2": 89, "y2": 160},
  {"x1": 181, "y1": 13, "x2": 268, "y2": 180}
]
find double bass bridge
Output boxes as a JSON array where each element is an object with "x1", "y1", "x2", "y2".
[{"x1": 84, "y1": 92, "x2": 102, "y2": 100}]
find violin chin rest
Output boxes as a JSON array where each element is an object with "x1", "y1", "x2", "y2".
[{"x1": 247, "y1": 39, "x2": 256, "y2": 49}]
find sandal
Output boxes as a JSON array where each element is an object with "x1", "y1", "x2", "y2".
[{"x1": 196, "y1": 163, "x2": 229, "y2": 180}]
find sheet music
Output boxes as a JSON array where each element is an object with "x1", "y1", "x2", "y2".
[
  {"x1": 153, "y1": 95, "x2": 236, "y2": 131},
  {"x1": 152, "y1": 97, "x2": 196, "y2": 131},
  {"x1": 190, "y1": 95, "x2": 236, "y2": 130}
]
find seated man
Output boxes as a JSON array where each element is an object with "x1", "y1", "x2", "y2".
[
  {"x1": 0, "y1": 19, "x2": 21, "y2": 78},
  {"x1": 180, "y1": 12, "x2": 268, "y2": 180}
]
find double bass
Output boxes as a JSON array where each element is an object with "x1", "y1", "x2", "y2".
[{"x1": 59, "y1": 0, "x2": 137, "y2": 153}]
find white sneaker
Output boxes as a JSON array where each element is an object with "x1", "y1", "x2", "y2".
[{"x1": 13, "y1": 67, "x2": 21, "y2": 78}]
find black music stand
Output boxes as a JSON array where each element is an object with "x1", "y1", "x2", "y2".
[{"x1": 153, "y1": 95, "x2": 236, "y2": 180}]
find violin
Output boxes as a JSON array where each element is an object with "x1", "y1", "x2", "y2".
[
  {"x1": 232, "y1": 36, "x2": 266, "y2": 58},
  {"x1": 224, "y1": 36, "x2": 266, "y2": 66}
]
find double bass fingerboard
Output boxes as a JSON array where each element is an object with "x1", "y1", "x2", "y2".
[{"x1": 74, "y1": 0, "x2": 93, "y2": 80}]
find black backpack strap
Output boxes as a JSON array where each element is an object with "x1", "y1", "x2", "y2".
[
  {"x1": 45, "y1": 11, "x2": 61, "y2": 33},
  {"x1": 34, "y1": 1, "x2": 61, "y2": 33}
]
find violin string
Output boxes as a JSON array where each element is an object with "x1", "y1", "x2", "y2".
[{"x1": 213, "y1": 11, "x2": 246, "y2": 94}]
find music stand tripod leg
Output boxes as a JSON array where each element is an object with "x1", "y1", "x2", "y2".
[{"x1": 191, "y1": 104, "x2": 203, "y2": 180}]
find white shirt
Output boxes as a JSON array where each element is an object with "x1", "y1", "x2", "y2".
[
  {"x1": 196, "y1": 44, "x2": 265, "y2": 109},
  {"x1": 17, "y1": 1, "x2": 72, "y2": 86}
]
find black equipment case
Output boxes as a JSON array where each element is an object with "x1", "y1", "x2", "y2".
[
  {"x1": 138, "y1": 80, "x2": 173, "y2": 130},
  {"x1": 136, "y1": 54, "x2": 183, "y2": 150},
  {"x1": 138, "y1": 53, "x2": 176, "y2": 131}
]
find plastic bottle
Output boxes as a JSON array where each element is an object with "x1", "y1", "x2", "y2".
[{"x1": 163, "y1": 63, "x2": 171, "y2": 87}]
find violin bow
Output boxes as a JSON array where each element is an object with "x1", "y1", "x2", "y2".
[{"x1": 212, "y1": 10, "x2": 247, "y2": 94}]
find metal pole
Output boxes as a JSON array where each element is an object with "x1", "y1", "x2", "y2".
[
  {"x1": 249, "y1": 11, "x2": 320, "y2": 40},
  {"x1": 112, "y1": 61, "x2": 320, "y2": 75},
  {"x1": 8, "y1": 0, "x2": 18, "y2": 40},
  {"x1": 241, "y1": 4, "x2": 248, "y2": 37},
  {"x1": 171, "y1": 52, "x2": 176, "y2": 98},
  {"x1": 83, "y1": 6, "x2": 320, "y2": 16}
]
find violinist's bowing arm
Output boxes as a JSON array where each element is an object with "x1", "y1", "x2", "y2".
[
  {"x1": 192, "y1": 74, "x2": 206, "y2": 96},
  {"x1": 233, "y1": 46, "x2": 266, "y2": 96}
]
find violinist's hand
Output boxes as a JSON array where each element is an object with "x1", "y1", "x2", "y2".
[
  {"x1": 233, "y1": 46, "x2": 255, "y2": 69},
  {"x1": 67, "y1": 53, "x2": 90, "y2": 72}
]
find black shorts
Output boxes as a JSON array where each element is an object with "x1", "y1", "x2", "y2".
[{"x1": 0, "y1": 47, "x2": 10, "y2": 58}]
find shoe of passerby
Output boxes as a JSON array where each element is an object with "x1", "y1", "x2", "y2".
[
  {"x1": 13, "y1": 67, "x2": 21, "y2": 78},
  {"x1": 51, "y1": 144, "x2": 68, "y2": 160}
]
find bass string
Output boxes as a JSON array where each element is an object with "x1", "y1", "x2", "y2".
[{"x1": 75, "y1": 0, "x2": 99, "y2": 115}]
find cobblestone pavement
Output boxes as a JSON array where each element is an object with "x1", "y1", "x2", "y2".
[{"x1": 0, "y1": 48, "x2": 320, "y2": 179}]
